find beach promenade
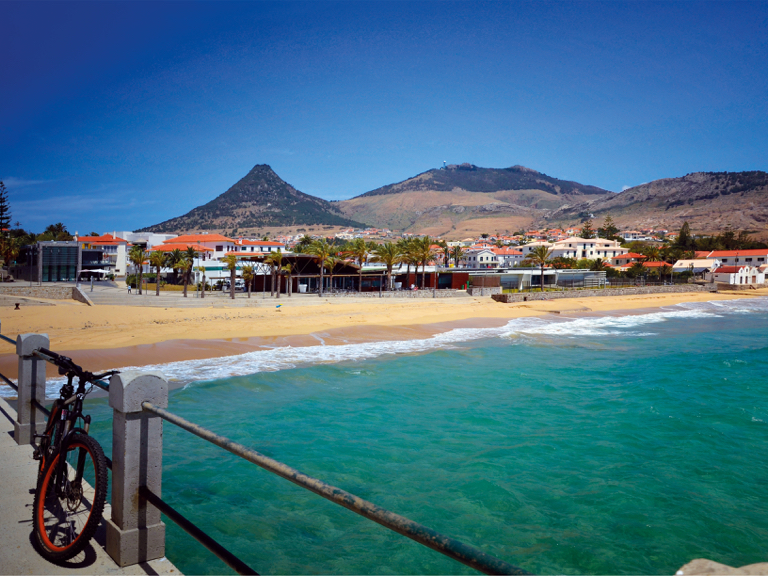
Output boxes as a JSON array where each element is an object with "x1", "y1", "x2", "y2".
[{"x1": 0, "y1": 397, "x2": 179, "y2": 575}]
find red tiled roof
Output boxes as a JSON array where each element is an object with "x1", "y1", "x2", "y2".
[
  {"x1": 147, "y1": 243, "x2": 213, "y2": 252},
  {"x1": 492, "y1": 247, "x2": 523, "y2": 255},
  {"x1": 712, "y1": 266, "x2": 751, "y2": 274},
  {"x1": 77, "y1": 234, "x2": 129, "y2": 244},
  {"x1": 707, "y1": 250, "x2": 768, "y2": 257},
  {"x1": 616, "y1": 252, "x2": 647, "y2": 259},
  {"x1": 236, "y1": 239, "x2": 285, "y2": 246},
  {"x1": 163, "y1": 234, "x2": 234, "y2": 244},
  {"x1": 641, "y1": 261, "x2": 672, "y2": 268}
]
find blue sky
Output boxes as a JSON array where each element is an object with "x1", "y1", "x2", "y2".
[{"x1": 2, "y1": 1, "x2": 767, "y2": 233}]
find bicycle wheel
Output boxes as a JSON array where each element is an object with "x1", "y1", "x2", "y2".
[{"x1": 33, "y1": 433, "x2": 108, "y2": 562}]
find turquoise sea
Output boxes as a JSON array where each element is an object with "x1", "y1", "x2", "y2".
[{"x1": 77, "y1": 298, "x2": 768, "y2": 573}]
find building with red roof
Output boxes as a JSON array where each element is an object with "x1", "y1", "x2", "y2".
[{"x1": 706, "y1": 265, "x2": 765, "y2": 285}]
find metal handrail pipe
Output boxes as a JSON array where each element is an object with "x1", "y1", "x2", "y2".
[
  {"x1": 0, "y1": 371, "x2": 18, "y2": 391},
  {"x1": 0, "y1": 333, "x2": 15, "y2": 345},
  {"x1": 141, "y1": 401, "x2": 528, "y2": 576},
  {"x1": 140, "y1": 486, "x2": 259, "y2": 576}
]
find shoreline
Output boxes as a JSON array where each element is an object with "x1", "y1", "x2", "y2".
[{"x1": 1, "y1": 291, "x2": 766, "y2": 383}]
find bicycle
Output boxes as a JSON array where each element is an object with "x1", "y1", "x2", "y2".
[{"x1": 31, "y1": 347, "x2": 117, "y2": 562}]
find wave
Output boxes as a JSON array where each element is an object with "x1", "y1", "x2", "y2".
[{"x1": 0, "y1": 296, "x2": 765, "y2": 399}]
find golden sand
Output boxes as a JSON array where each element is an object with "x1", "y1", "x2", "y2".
[{"x1": 1, "y1": 290, "x2": 766, "y2": 378}]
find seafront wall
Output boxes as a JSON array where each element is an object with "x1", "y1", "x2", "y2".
[
  {"x1": 329, "y1": 289, "x2": 474, "y2": 298},
  {"x1": 0, "y1": 285, "x2": 93, "y2": 305},
  {"x1": 492, "y1": 284, "x2": 710, "y2": 303}
]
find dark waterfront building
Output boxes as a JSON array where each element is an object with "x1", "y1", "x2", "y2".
[{"x1": 12, "y1": 241, "x2": 109, "y2": 283}]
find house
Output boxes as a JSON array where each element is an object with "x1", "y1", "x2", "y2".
[
  {"x1": 609, "y1": 252, "x2": 646, "y2": 267},
  {"x1": 75, "y1": 233, "x2": 130, "y2": 276},
  {"x1": 550, "y1": 237, "x2": 628, "y2": 260},
  {"x1": 464, "y1": 248, "x2": 497, "y2": 269},
  {"x1": 706, "y1": 265, "x2": 765, "y2": 285},
  {"x1": 162, "y1": 234, "x2": 237, "y2": 260},
  {"x1": 492, "y1": 247, "x2": 524, "y2": 268},
  {"x1": 704, "y1": 250, "x2": 768, "y2": 267},
  {"x1": 234, "y1": 239, "x2": 288, "y2": 254},
  {"x1": 672, "y1": 259, "x2": 720, "y2": 276}
]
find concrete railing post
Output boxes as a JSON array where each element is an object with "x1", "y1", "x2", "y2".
[
  {"x1": 105, "y1": 371, "x2": 168, "y2": 567},
  {"x1": 14, "y1": 333, "x2": 50, "y2": 445}
]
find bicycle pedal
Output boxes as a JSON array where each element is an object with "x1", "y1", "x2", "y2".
[{"x1": 32, "y1": 447, "x2": 41, "y2": 460}]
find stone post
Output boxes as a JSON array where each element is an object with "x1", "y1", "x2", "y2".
[
  {"x1": 105, "y1": 371, "x2": 168, "y2": 567},
  {"x1": 14, "y1": 333, "x2": 50, "y2": 445}
]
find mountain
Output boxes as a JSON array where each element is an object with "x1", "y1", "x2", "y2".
[
  {"x1": 138, "y1": 165, "x2": 364, "y2": 234},
  {"x1": 337, "y1": 164, "x2": 612, "y2": 237},
  {"x1": 548, "y1": 171, "x2": 768, "y2": 234},
  {"x1": 357, "y1": 164, "x2": 610, "y2": 197}
]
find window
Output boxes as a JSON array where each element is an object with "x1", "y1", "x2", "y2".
[{"x1": 215, "y1": 245, "x2": 223, "y2": 252}]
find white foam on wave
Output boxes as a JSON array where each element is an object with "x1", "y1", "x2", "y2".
[{"x1": 0, "y1": 296, "x2": 764, "y2": 399}]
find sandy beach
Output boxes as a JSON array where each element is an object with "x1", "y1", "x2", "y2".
[{"x1": 1, "y1": 290, "x2": 766, "y2": 380}]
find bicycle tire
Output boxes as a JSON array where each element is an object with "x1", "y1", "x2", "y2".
[{"x1": 33, "y1": 433, "x2": 108, "y2": 562}]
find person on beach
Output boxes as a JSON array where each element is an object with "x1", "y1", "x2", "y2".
[{"x1": 127, "y1": 284, "x2": 132, "y2": 294}]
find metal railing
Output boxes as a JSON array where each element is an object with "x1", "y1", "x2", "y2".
[
  {"x1": 1, "y1": 332, "x2": 529, "y2": 575},
  {"x1": 141, "y1": 401, "x2": 527, "y2": 575}
]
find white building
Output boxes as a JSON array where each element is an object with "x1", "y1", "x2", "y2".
[
  {"x1": 75, "y1": 233, "x2": 130, "y2": 276},
  {"x1": 706, "y1": 265, "x2": 765, "y2": 285},
  {"x1": 493, "y1": 247, "x2": 524, "y2": 268},
  {"x1": 518, "y1": 238, "x2": 628, "y2": 260},
  {"x1": 464, "y1": 248, "x2": 497, "y2": 269}
]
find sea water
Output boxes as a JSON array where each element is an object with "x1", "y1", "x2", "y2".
[{"x1": 47, "y1": 299, "x2": 768, "y2": 573}]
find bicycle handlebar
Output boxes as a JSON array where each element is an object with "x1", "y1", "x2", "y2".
[{"x1": 35, "y1": 347, "x2": 119, "y2": 383}]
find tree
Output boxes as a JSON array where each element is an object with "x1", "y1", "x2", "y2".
[
  {"x1": 397, "y1": 238, "x2": 418, "y2": 286},
  {"x1": 450, "y1": 245, "x2": 465, "y2": 268},
  {"x1": 598, "y1": 215, "x2": 620, "y2": 241},
  {"x1": 166, "y1": 248, "x2": 185, "y2": 284},
  {"x1": 642, "y1": 246, "x2": 661, "y2": 261},
  {"x1": 346, "y1": 238, "x2": 370, "y2": 293},
  {"x1": 221, "y1": 254, "x2": 238, "y2": 299},
  {"x1": 590, "y1": 258, "x2": 608, "y2": 272},
  {"x1": 675, "y1": 222, "x2": 694, "y2": 251},
  {"x1": 523, "y1": 245, "x2": 552, "y2": 291},
  {"x1": 148, "y1": 251, "x2": 167, "y2": 296},
  {"x1": 294, "y1": 235, "x2": 314, "y2": 254},
  {"x1": 372, "y1": 242, "x2": 402, "y2": 291},
  {"x1": 0, "y1": 182, "x2": 11, "y2": 241},
  {"x1": 198, "y1": 265, "x2": 207, "y2": 299},
  {"x1": 282, "y1": 263, "x2": 293, "y2": 297},
  {"x1": 241, "y1": 264, "x2": 254, "y2": 298},
  {"x1": 413, "y1": 236, "x2": 435, "y2": 288},
  {"x1": 265, "y1": 249, "x2": 283, "y2": 297},
  {"x1": 579, "y1": 219, "x2": 595, "y2": 239},
  {"x1": 438, "y1": 240, "x2": 451, "y2": 268},
  {"x1": 128, "y1": 245, "x2": 145, "y2": 294},
  {"x1": 183, "y1": 246, "x2": 198, "y2": 297},
  {"x1": 179, "y1": 257, "x2": 192, "y2": 298},
  {"x1": 306, "y1": 240, "x2": 334, "y2": 296}
]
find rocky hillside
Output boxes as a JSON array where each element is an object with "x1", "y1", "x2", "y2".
[
  {"x1": 139, "y1": 165, "x2": 364, "y2": 234},
  {"x1": 548, "y1": 171, "x2": 768, "y2": 234},
  {"x1": 337, "y1": 164, "x2": 612, "y2": 236}
]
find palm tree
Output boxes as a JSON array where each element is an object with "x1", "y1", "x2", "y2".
[
  {"x1": 167, "y1": 248, "x2": 185, "y2": 285},
  {"x1": 294, "y1": 235, "x2": 314, "y2": 254},
  {"x1": 221, "y1": 254, "x2": 238, "y2": 299},
  {"x1": 241, "y1": 264, "x2": 255, "y2": 298},
  {"x1": 643, "y1": 246, "x2": 661, "y2": 261},
  {"x1": 372, "y1": 242, "x2": 402, "y2": 291},
  {"x1": 451, "y1": 245, "x2": 465, "y2": 268},
  {"x1": 148, "y1": 251, "x2": 166, "y2": 296},
  {"x1": 397, "y1": 238, "x2": 417, "y2": 287},
  {"x1": 306, "y1": 240, "x2": 334, "y2": 296},
  {"x1": 413, "y1": 236, "x2": 435, "y2": 288},
  {"x1": 438, "y1": 240, "x2": 450, "y2": 269},
  {"x1": 198, "y1": 265, "x2": 206, "y2": 299},
  {"x1": 128, "y1": 245, "x2": 145, "y2": 294},
  {"x1": 180, "y1": 257, "x2": 193, "y2": 297},
  {"x1": 282, "y1": 263, "x2": 293, "y2": 297},
  {"x1": 265, "y1": 249, "x2": 283, "y2": 297},
  {"x1": 346, "y1": 238, "x2": 370, "y2": 293},
  {"x1": 524, "y1": 245, "x2": 552, "y2": 291},
  {"x1": 183, "y1": 246, "x2": 198, "y2": 297}
]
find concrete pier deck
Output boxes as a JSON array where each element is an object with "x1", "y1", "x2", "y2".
[{"x1": 0, "y1": 397, "x2": 180, "y2": 575}]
